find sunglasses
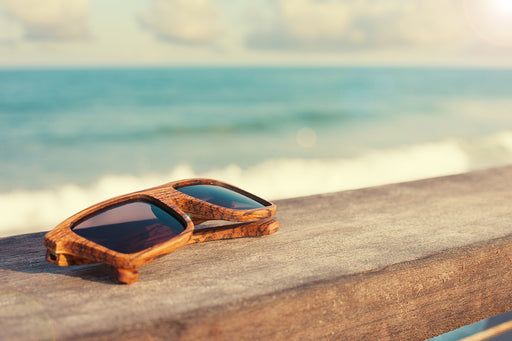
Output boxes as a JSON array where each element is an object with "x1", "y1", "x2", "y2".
[{"x1": 44, "y1": 178, "x2": 278, "y2": 284}]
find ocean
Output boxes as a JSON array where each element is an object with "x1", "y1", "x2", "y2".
[{"x1": 1, "y1": 66, "x2": 512, "y2": 237}]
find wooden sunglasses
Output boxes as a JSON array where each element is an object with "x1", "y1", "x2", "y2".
[{"x1": 44, "y1": 178, "x2": 278, "y2": 284}]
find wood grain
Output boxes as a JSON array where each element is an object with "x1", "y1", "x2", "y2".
[{"x1": 2, "y1": 167, "x2": 512, "y2": 340}]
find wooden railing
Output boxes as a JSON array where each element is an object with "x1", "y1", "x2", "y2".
[{"x1": 2, "y1": 166, "x2": 512, "y2": 340}]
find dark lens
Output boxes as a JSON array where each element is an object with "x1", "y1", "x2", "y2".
[
  {"x1": 176, "y1": 185, "x2": 265, "y2": 209},
  {"x1": 72, "y1": 201, "x2": 185, "y2": 254}
]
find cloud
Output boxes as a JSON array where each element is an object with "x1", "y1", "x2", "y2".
[
  {"x1": 280, "y1": 0, "x2": 351, "y2": 42},
  {"x1": 246, "y1": 0, "x2": 467, "y2": 51},
  {"x1": 0, "y1": 0, "x2": 88, "y2": 41},
  {"x1": 139, "y1": 0, "x2": 222, "y2": 45}
]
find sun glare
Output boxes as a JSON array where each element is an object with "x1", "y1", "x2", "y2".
[
  {"x1": 465, "y1": 0, "x2": 512, "y2": 46},
  {"x1": 492, "y1": 0, "x2": 512, "y2": 14}
]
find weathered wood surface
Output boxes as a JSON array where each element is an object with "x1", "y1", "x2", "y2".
[{"x1": 2, "y1": 166, "x2": 512, "y2": 340}]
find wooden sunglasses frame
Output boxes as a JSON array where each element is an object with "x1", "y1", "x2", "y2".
[{"x1": 44, "y1": 178, "x2": 278, "y2": 284}]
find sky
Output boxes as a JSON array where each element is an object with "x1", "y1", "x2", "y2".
[{"x1": 0, "y1": 0, "x2": 512, "y2": 68}]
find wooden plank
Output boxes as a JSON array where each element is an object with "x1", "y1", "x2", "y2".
[{"x1": 2, "y1": 166, "x2": 512, "y2": 340}]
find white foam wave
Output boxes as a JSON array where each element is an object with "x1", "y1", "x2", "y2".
[{"x1": 2, "y1": 131, "x2": 512, "y2": 237}]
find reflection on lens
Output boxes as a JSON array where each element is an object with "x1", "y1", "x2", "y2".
[
  {"x1": 72, "y1": 201, "x2": 185, "y2": 254},
  {"x1": 176, "y1": 185, "x2": 265, "y2": 209}
]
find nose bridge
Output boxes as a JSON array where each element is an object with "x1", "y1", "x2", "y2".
[
  {"x1": 143, "y1": 185, "x2": 179, "y2": 206},
  {"x1": 142, "y1": 187, "x2": 196, "y2": 227},
  {"x1": 150, "y1": 188, "x2": 215, "y2": 221}
]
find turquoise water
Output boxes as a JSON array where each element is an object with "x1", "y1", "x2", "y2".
[
  {"x1": 430, "y1": 310, "x2": 512, "y2": 340},
  {"x1": 1, "y1": 67, "x2": 512, "y2": 235}
]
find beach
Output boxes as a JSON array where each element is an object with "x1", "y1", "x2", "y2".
[{"x1": 1, "y1": 67, "x2": 512, "y2": 237}]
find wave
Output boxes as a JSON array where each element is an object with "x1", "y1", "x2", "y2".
[
  {"x1": 2, "y1": 131, "x2": 512, "y2": 237},
  {"x1": 37, "y1": 109, "x2": 350, "y2": 146}
]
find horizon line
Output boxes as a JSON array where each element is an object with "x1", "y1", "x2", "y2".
[{"x1": 1, "y1": 63, "x2": 512, "y2": 71}]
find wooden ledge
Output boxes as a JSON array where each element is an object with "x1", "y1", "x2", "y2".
[{"x1": 2, "y1": 166, "x2": 512, "y2": 340}]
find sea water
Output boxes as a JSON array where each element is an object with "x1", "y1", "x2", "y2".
[{"x1": 1, "y1": 67, "x2": 512, "y2": 236}]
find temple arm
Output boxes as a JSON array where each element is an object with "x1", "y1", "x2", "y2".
[{"x1": 186, "y1": 218, "x2": 279, "y2": 245}]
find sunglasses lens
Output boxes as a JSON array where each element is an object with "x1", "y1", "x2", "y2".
[
  {"x1": 72, "y1": 201, "x2": 185, "y2": 254},
  {"x1": 176, "y1": 185, "x2": 265, "y2": 209}
]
